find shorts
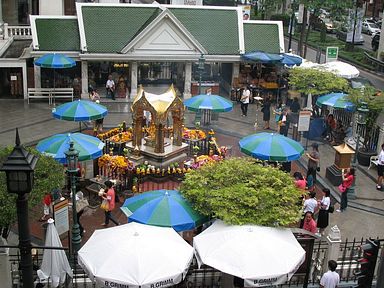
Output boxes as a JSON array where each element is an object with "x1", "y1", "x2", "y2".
[{"x1": 378, "y1": 164, "x2": 384, "y2": 177}]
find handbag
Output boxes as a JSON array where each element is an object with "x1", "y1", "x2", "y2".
[
  {"x1": 100, "y1": 199, "x2": 109, "y2": 211},
  {"x1": 76, "y1": 198, "x2": 89, "y2": 213},
  {"x1": 328, "y1": 205, "x2": 334, "y2": 213},
  {"x1": 316, "y1": 166, "x2": 320, "y2": 172},
  {"x1": 338, "y1": 184, "x2": 347, "y2": 193}
]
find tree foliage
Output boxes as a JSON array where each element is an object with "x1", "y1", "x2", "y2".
[
  {"x1": 180, "y1": 157, "x2": 303, "y2": 226},
  {"x1": 0, "y1": 147, "x2": 65, "y2": 226},
  {"x1": 346, "y1": 86, "x2": 384, "y2": 151},
  {"x1": 288, "y1": 67, "x2": 349, "y2": 95}
]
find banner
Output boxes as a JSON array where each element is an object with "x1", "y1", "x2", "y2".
[
  {"x1": 239, "y1": 5, "x2": 251, "y2": 20},
  {"x1": 244, "y1": 274, "x2": 288, "y2": 287},
  {"x1": 346, "y1": 8, "x2": 364, "y2": 43}
]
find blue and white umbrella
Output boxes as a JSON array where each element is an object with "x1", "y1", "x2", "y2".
[
  {"x1": 239, "y1": 132, "x2": 304, "y2": 162},
  {"x1": 316, "y1": 92, "x2": 355, "y2": 110},
  {"x1": 281, "y1": 53, "x2": 303, "y2": 67},
  {"x1": 242, "y1": 51, "x2": 283, "y2": 63},
  {"x1": 36, "y1": 133, "x2": 105, "y2": 163},
  {"x1": 183, "y1": 94, "x2": 233, "y2": 112}
]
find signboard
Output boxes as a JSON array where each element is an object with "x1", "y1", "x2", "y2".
[
  {"x1": 297, "y1": 4, "x2": 304, "y2": 24},
  {"x1": 53, "y1": 199, "x2": 69, "y2": 236},
  {"x1": 326, "y1": 47, "x2": 338, "y2": 62},
  {"x1": 298, "y1": 111, "x2": 311, "y2": 132},
  {"x1": 171, "y1": 0, "x2": 202, "y2": 5},
  {"x1": 346, "y1": 8, "x2": 364, "y2": 43},
  {"x1": 239, "y1": 5, "x2": 251, "y2": 20}
]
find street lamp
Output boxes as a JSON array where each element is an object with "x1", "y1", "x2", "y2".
[
  {"x1": 0, "y1": 129, "x2": 38, "y2": 288},
  {"x1": 197, "y1": 54, "x2": 205, "y2": 95},
  {"x1": 349, "y1": 102, "x2": 369, "y2": 200},
  {"x1": 64, "y1": 141, "x2": 81, "y2": 255}
]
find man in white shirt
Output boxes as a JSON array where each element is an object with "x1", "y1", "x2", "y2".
[
  {"x1": 377, "y1": 143, "x2": 384, "y2": 190},
  {"x1": 240, "y1": 85, "x2": 250, "y2": 117},
  {"x1": 320, "y1": 260, "x2": 339, "y2": 288},
  {"x1": 106, "y1": 74, "x2": 115, "y2": 100}
]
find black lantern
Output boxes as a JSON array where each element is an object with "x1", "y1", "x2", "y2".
[
  {"x1": 0, "y1": 129, "x2": 38, "y2": 288},
  {"x1": 0, "y1": 129, "x2": 38, "y2": 194},
  {"x1": 357, "y1": 102, "x2": 369, "y2": 125},
  {"x1": 65, "y1": 141, "x2": 79, "y2": 173}
]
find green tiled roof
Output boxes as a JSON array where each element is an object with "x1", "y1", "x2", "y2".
[
  {"x1": 244, "y1": 23, "x2": 280, "y2": 53},
  {"x1": 169, "y1": 8, "x2": 239, "y2": 55},
  {"x1": 81, "y1": 6, "x2": 160, "y2": 53},
  {"x1": 36, "y1": 19, "x2": 80, "y2": 51}
]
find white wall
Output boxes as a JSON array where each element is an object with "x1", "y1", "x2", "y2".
[
  {"x1": 39, "y1": 0, "x2": 64, "y2": 15},
  {"x1": 99, "y1": 0, "x2": 120, "y2": 3}
]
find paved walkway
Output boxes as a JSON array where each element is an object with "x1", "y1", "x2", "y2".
[{"x1": 1, "y1": 94, "x2": 383, "y2": 244}]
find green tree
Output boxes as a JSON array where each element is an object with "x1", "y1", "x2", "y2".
[
  {"x1": 0, "y1": 147, "x2": 65, "y2": 227},
  {"x1": 288, "y1": 67, "x2": 349, "y2": 95},
  {"x1": 180, "y1": 157, "x2": 303, "y2": 226}
]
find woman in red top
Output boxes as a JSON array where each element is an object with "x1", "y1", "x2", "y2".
[
  {"x1": 101, "y1": 180, "x2": 119, "y2": 227},
  {"x1": 339, "y1": 167, "x2": 355, "y2": 212},
  {"x1": 303, "y1": 211, "x2": 317, "y2": 234}
]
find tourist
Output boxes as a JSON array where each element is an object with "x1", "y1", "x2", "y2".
[
  {"x1": 300, "y1": 191, "x2": 317, "y2": 228},
  {"x1": 317, "y1": 188, "x2": 331, "y2": 235},
  {"x1": 278, "y1": 108, "x2": 290, "y2": 137},
  {"x1": 274, "y1": 100, "x2": 283, "y2": 133},
  {"x1": 240, "y1": 85, "x2": 250, "y2": 117},
  {"x1": 89, "y1": 89, "x2": 100, "y2": 102},
  {"x1": 293, "y1": 171, "x2": 306, "y2": 190},
  {"x1": 261, "y1": 96, "x2": 271, "y2": 129},
  {"x1": 289, "y1": 97, "x2": 301, "y2": 124},
  {"x1": 302, "y1": 211, "x2": 317, "y2": 234},
  {"x1": 76, "y1": 191, "x2": 89, "y2": 237},
  {"x1": 320, "y1": 260, "x2": 340, "y2": 288},
  {"x1": 324, "y1": 114, "x2": 336, "y2": 141},
  {"x1": 39, "y1": 192, "x2": 52, "y2": 222},
  {"x1": 377, "y1": 143, "x2": 384, "y2": 190},
  {"x1": 306, "y1": 143, "x2": 320, "y2": 184},
  {"x1": 106, "y1": 74, "x2": 115, "y2": 100},
  {"x1": 330, "y1": 119, "x2": 346, "y2": 146},
  {"x1": 306, "y1": 167, "x2": 315, "y2": 192},
  {"x1": 337, "y1": 167, "x2": 355, "y2": 212},
  {"x1": 101, "y1": 180, "x2": 119, "y2": 227}
]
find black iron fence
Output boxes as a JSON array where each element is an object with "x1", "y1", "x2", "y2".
[{"x1": 5, "y1": 237, "x2": 383, "y2": 287}]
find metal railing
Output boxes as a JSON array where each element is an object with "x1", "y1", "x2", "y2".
[
  {"x1": 364, "y1": 52, "x2": 384, "y2": 73},
  {"x1": 4, "y1": 237, "x2": 383, "y2": 287}
]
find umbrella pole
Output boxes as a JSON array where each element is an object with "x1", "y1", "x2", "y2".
[
  {"x1": 79, "y1": 122, "x2": 81, "y2": 132},
  {"x1": 53, "y1": 68, "x2": 56, "y2": 107}
]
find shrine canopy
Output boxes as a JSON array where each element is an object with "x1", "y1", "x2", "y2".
[{"x1": 131, "y1": 85, "x2": 184, "y2": 124}]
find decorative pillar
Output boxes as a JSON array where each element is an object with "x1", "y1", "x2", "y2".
[
  {"x1": 172, "y1": 111, "x2": 183, "y2": 146},
  {"x1": 231, "y1": 63, "x2": 240, "y2": 86},
  {"x1": 325, "y1": 225, "x2": 342, "y2": 273},
  {"x1": 34, "y1": 64, "x2": 41, "y2": 88},
  {"x1": 132, "y1": 117, "x2": 143, "y2": 148},
  {"x1": 81, "y1": 60, "x2": 88, "y2": 99},
  {"x1": 22, "y1": 62, "x2": 28, "y2": 100},
  {"x1": 130, "y1": 61, "x2": 138, "y2": 97},
  {"x1": 155, "y1": 123, "x2": 164, "y2": 154},
  {"x1": 183, "y1": 62, "x2": 192, "y2": 99}
]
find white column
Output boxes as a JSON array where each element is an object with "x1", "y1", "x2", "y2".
[
  {"x1": 183, "y1": 62, "x2": 192, "y2": 99},
  {"x1": 130, "y1": 61, "x2": 138, "y2": 97},
  {"x1": 325, "y1": 225, "x2": 342, "y2": 274},
  {"x1": 22, "y1": 62, "x2": 28, "y2": 100},
  {"x1": 34, "y1": 64, "x2": 41, "y2": 88},
  {"x1": 377, "y1": 9, "x2": 384, "y2": 60},
  {"x1": 81, "y1": 60, "x2": 88, "y2": 99},
  {"x1": 232, "y1": 63, "x2": 240, "y2": 85}
]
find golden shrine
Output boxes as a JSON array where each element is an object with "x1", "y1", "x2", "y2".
[{"x1": 127, "y1": 85, "x2": 188, "y2": 166}]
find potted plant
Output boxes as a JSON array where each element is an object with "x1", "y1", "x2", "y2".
[{"x1": 347, "y1": 86, "x2": 384, "y2": 166}]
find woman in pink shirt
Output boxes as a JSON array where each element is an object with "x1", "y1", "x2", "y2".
[
  {"x1": 303, "y1": 211, "x2": 317, "y2": 234},
  {"x1": 293, "y1": 172, "x2": 307, "y2": 190},
  {"x1": 101, "y1": 180, "x2": 119, "y2": 227},
  {"x1": 338, "y1": 167, "x2": 355, "y2": 212}
]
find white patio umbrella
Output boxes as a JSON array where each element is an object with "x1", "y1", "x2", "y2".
[
  {"x1": 194, "y1": 220, "x2": 305, "y2": 287},
  {"x1": 37, "y1": 219, "x2": 73, "y2": 287},
  {"x1": 78, "y1": 222, "x2": 193, "y2": 288},
  {"x1": 320, "y1": 61, "x2": 360, "y2": 79}
]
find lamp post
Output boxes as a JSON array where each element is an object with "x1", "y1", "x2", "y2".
[
  {"x1": 64, "y1": 141, "x2": 81, "y2": 256},
  {"x1": 197, "y1": 54, "x2": 205, "y2": 95},
  {"x1": 0, "y1": 129, "x2": 38, "y2": 288},
  {"x1": 349, "y1": 103, "x2": 369, "y2": 199}
]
